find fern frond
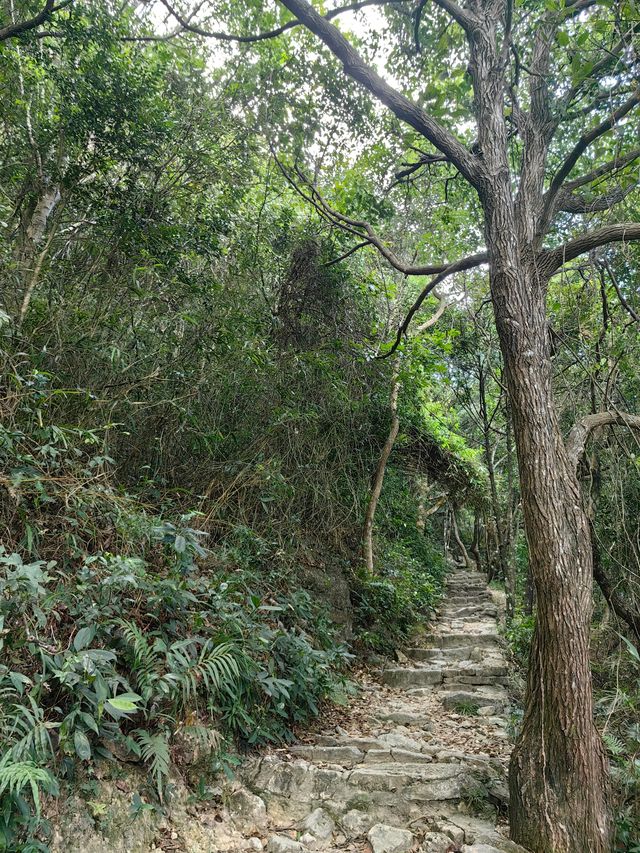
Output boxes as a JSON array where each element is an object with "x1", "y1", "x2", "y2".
[
  {"x1": 5, "y1": 699, "x2": 55, "y2": 762},
  {"x1": 0, "y1": 757, "x2": 58, "y2": 817},
  {"x1": 116, "y1": 619, "x2": 160, "y2": 699},
  {"x1": 164, "y1": 640, "x2": 239, "y2": 708},
  {"x1": 133, "y1": 729, "x2": 170, "y2": 801}
]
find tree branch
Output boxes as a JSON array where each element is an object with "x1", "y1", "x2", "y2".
[
  {"x1": 561, "y1": 147, "x2": 640, "y2": 193},
  {"x1": 539, "y1": 88, "x2": 640, "y2": 233},
  {"x1": 276, "y1": 155, "x2": 486, "y2": 276},
  {"x1": 542, "y1": 223, "x2": 640, "y2": 274},
  {"x1": 566, "y1": 410, "x2": 640, "y2": 472},
  {"x1": 276, "y1": 0, "x2": 481, "y2": 186},
  {"x1": 0, "y1": 0, "x2": 72, "y2": 41},
  {"x1": 599, "y1": 257, "x2": 639, "y2": 324},
  {"x1": 380, "y1": 251, "x2": 488, "y2": 356},
  {"x1": 555, "y1": 184, "x2": 637, "y2": 215},
  {"x1": 159, "y1": 0, "x2": 409, "y2": 44},
  {"x1": 431, "y1": 0, "x2": 477, "y2": 33}
]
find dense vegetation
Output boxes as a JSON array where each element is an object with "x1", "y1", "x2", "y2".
[{"x1": 0, "y1": 0, "x2": 639, "y2": 850}]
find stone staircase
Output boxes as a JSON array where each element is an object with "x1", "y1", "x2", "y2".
[{"x1": 232, "y1": 569, "x2": 528, "y2": 853}]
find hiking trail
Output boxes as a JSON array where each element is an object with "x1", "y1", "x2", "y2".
[{"x1": 220, "y1": 568, "x2": 528, "y2": 853}]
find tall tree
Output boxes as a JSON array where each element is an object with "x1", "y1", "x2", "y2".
[{"x1": 167, "y1": 0, "x2": 640, "y2": 848}]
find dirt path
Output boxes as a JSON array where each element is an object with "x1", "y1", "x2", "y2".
[{"x1": 220, "y1": 569, "x2": 529, "y2": 853}]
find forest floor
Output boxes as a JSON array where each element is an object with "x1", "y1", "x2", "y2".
[
  {"x1": 190, "y1": 569, "x2": 530, "y2": 853},
  {"x1": 51, "y1": 569, "x2": 530, "y2": 853}
]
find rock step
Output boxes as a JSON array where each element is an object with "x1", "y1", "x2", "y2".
[
  {"x1": 248, "y1": 756, "x2": 472, "y2": 806},
  {"x1": 407, "y1": 646, "x2": 500, "y2": 663},
  {"x1": 437, "y1": 632, "x2": 501, "y2": 649},
  {"x1": 381, "y1": 667, "x2": 443, "y2": 688}
]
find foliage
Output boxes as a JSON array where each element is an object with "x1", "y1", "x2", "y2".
[{"x1": 351, "y1": 468, "x2": 446, "y2": 652}]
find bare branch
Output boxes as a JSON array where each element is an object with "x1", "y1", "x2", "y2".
[
  {"x1": 159, "y1": 0, "x2": 409, "y2": 44},
  {"x1": 414, "y1": 288, "x2": 448, "y2": 332},
  {"x1": 566, "y1": 410, "x2": 640, "y2": 472},
  {"x1": 275, "y1": 155, "x2": 486, "y2": 276},
  {"x1": 380, "y1": 251, "x2": 488, "y2": 357},
  {"x1": 431, "y1": 0, "x2": 477, "y2": 33},
  {"x1": 276, "y1": 0, "x2": 481, "y2": 186},
  {"x1": 543, "y1": 223, "x2": 640, "y2": 273},
  {"x1": 599, "y1": 257, "x2": 639, "y2": 324},
  {"x1": 562, "y1": 147, "x2": 640, "y2": 193},
  {"x1": 539, "y1": 88, "x2": 640, "y2": 233},
  {"x1": 555, "y1": 184, "x2": 637, "y2": 214},
  {"x1": 0, "y1": 0, "x2": 72, "y2": 41}
]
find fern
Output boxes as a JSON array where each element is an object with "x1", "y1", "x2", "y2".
[
  {"x1": 603, "y1": 731, "x2": 625, "y2": 757},
  {"x1": 3, "y1": 698, "x2": 56, "y2": 763},
  {"x1": 133, "y1": 730, "x2": 170, "y2": 801},
  {"x1": 116, "y1": 619, "x2": 161, "y2": 700},
  {"x1": 0, "y1": 758, "x2": 58, "y2": 817},
  {"x1": 164, "y1": 640, "x2": 239, "y2": 708}
]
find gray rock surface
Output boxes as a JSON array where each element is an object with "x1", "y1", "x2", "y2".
[{"x1": 367, "y1": 823, "x2": 414, "y2": 853}]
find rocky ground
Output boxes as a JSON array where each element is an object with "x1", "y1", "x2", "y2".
[
  {"x1": 219, "y1": 569, "x2": 528, "y2": 853},
  {"x1": 50, "y1": 569, "x2": 529, "y2": 853}
]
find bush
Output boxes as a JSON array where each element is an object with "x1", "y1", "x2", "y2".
[
  {"x1": 0, "y1": 371, "x2": 353, "y2": 849},
  {"x1": 351, "y1": 468, "x2": 446, "y2": 653}
]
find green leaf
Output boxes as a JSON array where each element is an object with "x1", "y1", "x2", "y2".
[
  {"x1": 106, "y1": 692, "x2": 143, "y2": 713},
  {"x1": 557, "y1": 30, "x2": 570, "y2": 46},
  {"x1": 74, "y1": 625, "x2": 96, "y2": 651},
  {"x1": 74, "y1": 730, "x2": 92, "y2": 760}
]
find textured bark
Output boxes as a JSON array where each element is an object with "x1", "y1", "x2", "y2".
[
  {"x1": 500, "y1": 260, "x2": 611, "y2": 851},
  {"x1": 467, "y1": 18, "x2": 612, "y2": 846}
]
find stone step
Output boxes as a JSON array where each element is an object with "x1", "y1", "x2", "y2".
[
  {"x1": 248, "y1": 756, "x2": 469, "y2": 808},
  {"x1": 444, "y1": 595, "x2": 494, "y2": 605},
  {"x1": 440, "y1": 686, "x2": 508, "y2": 712},
  {"x1": 408, "y1": 646, "x2": 493, "y2": 663},
  {"x1": 381, "y1": 667, "x2": 443, "y2": 688},
  {"x1": 437, "y1": 632, "x2": 501, "y2": 649},
  {"x1": 440, "y1": 605, "x2": 498, "y2": 618}
]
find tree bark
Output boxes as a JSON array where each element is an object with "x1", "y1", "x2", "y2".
[
  {"x1": 451, "y1": 505, "x2": 474, "y2": 569},
  {"x1": 362, "y1": 362, "x2": 400, "y2": 573},
  {"x1": 478, "y1": 360, "x2": 511, "y2": 589},
  {"x1": 466, "y1": 17, "x2": 612, "y2": 847},
  {"x1": 500, "y1": 261, "x2": 611, "y2": 851}
]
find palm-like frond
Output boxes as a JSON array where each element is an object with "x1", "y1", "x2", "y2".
[
  {"x1": 116, "y1": 619, "x2": 160, "y2": 699},
  {"x1": 133, "y1": 730, "x2": 170, "y2": 800},
  {"x1": 164, "y1": 640, "x2": 240, "y2": 708},
  {"x1": 0, "y1": 757, "x2": 58, "y2": 817}
]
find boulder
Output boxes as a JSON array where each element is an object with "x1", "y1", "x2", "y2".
[
  {"x1": 299, "y1": 808, "x2": 335, "y2": 841},
  {"x1": 228, "y1": 789, "x2": 267, "y2": 834},
  {"x1": 340, "y1": 809, "x2": 372, "y2": 836},
  {"x1": 367, "y1": 823, "x2": 414, "y2": 853}
]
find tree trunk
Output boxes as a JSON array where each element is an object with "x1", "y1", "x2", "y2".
[
  {"x1": 362, "y1": 363, "x2": 400, "y2": 573},
  {"x1": 489, "y1": 260, "x2": 611, "y2": 851},
  {"x1": 478, "y1": 361, "x2": 511, "y2": 587},
  {"x1": 467, "y1": 14, "x2": 611, "y2": 837},
  {"x1": 504, "y1": 401, "x2": 517, "y2": 621},
  {"x1": 470, "y1": 512, "x2": 482, "y2": 572},
  {"x1": 451, "y1": 505, "x2": 474, "y2": 569}
]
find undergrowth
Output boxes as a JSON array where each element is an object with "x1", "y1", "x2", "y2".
[
  {"x1": 351, "y1": 467, "x2": 446, "y2": 653},
  {"x1": 0, "y1": 365, "x2": 353, "y2": 850}
]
